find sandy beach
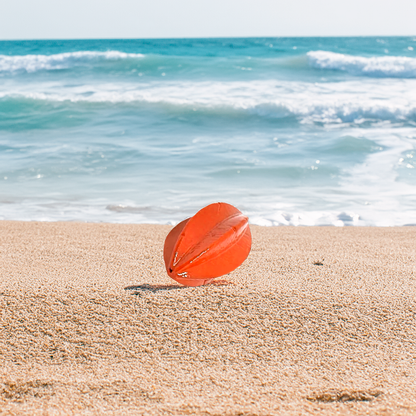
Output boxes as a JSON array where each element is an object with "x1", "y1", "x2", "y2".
[{"x1": 0, "y1": 221, "x2": 415, "y2": 415}]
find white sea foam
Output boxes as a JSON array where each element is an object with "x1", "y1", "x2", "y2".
[
  {"x1": 0, "y1": 51, "x2": 144, "y2": 73},
  {"x1": 2, "y1": 78, "x2": 416, "y2": 125},
  {"x1": 0, "y1": 200, "x2": 414, "y2": 226},
  {"x1": 308, "y1": 50, "x2": 416, "y2": 78}
]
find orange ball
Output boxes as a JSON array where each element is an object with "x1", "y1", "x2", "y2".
[{"x1": 164, "y1": 202, "x2": 252, "y2": 287}]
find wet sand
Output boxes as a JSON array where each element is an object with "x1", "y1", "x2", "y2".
[{"x1": 1, "y1": 221, "x2": 415, "y2": 415}]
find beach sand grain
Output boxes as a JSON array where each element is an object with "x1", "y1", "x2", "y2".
[{"x1": 1, "y1": 222, "x2": 415, "y2": 415}]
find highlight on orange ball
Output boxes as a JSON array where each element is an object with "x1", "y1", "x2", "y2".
[{"x1": 163, "y1": 202, "x2": 252, "y2": 287}]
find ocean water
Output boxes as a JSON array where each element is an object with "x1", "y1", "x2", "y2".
[{"x1": 0, "y1": 37, "x2": 415, "y2": 226}]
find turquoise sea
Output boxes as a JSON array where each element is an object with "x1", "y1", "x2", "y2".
[{"x1": 0, "y1": 37, "x2": 415, "y2": 225}]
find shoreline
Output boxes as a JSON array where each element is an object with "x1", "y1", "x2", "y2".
[
  {"x1": 1, "y1": 221, "x2": 415, "y2": 415},
  {"x1": 2, "y1": 218, "x2": 416, "y2": 226}
]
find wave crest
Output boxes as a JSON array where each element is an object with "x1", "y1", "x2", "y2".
[
  {"x1": 0, "y1": 51, "x2": 144, "y2": 73},
  {"x1": 308, "y1": 50, "x2": 416, "y2": 78},
  {"x1": 2, "y1": 79, "x2": 416, "y2": 125},
  {"x1": 2, "y1": 91, "x2": 415, "y2": 125}
]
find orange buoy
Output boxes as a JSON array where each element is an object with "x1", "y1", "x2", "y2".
[{"x1": 164, "y1": 202, "x2": 252, "y2": 286}]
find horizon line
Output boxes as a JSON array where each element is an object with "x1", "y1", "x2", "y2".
[{"x1": 1, "y1": 34, "x2": 416, "y2": 42}]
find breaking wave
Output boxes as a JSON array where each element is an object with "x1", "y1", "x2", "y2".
[
  {"x1": 308, "y1": 50, "x2": 416, "y2": 78},
  {"x1": 0, "y1": 51, "x2": 144, "y2": 73},
  {"x1": 2, "y1": 78, "x2": 416, "y2": 125},
  {"x1": 6, "y1": 49, "x2": 416, "y2": 79}
]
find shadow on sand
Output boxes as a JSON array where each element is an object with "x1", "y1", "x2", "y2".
[
  {"x1": 124, "y1": 280, "x2": 233, "y2": 294},
  {"x1": 124, "y1": 283, "x2": 185, "y2": 293}
]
